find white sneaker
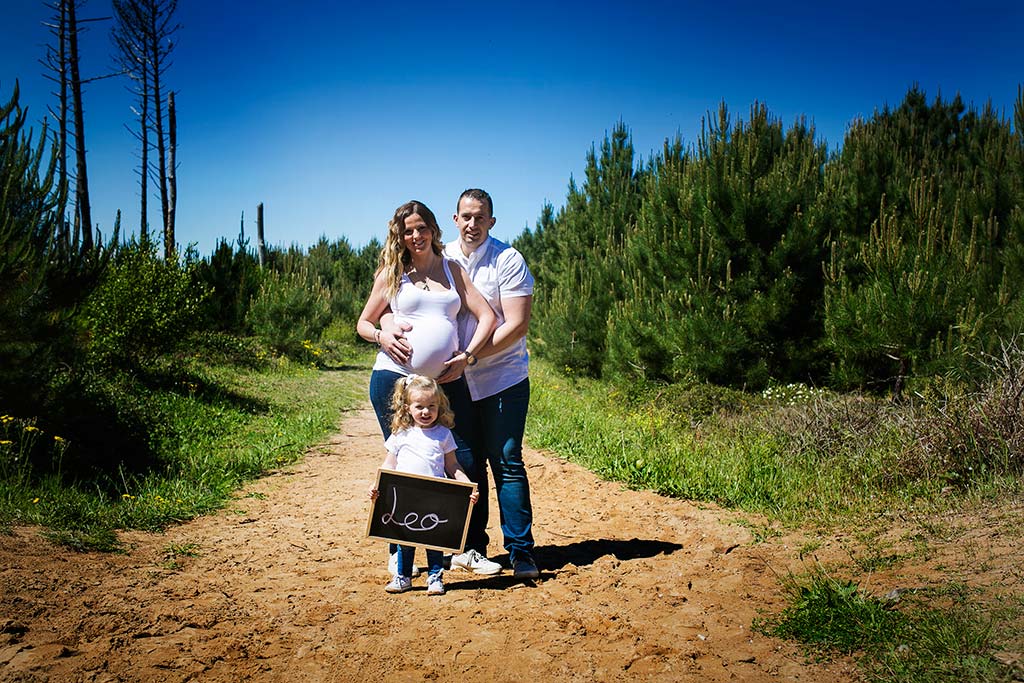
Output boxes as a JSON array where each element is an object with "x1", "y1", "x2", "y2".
[
  {"x1": 388, "y1": 552, "x2": 421, "y2": 577},
  {"x1": 426, "y1": 573, "x2": 445, "y2": 596},
  {"x1": 450, "y1": 549, "x2": 503, "y2": 575},
  {"x1": 385, "y1": 575, "x2": 412, "y2": 593}
]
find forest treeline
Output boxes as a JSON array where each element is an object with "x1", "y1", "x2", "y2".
[
  {"x1": 516, "y1": 86, "x2": 1024, "y2": 394},
  {"x1": 3, "y1": 80, "x2": 1023, "y2": 485}
]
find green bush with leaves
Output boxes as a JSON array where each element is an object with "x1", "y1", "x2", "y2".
[
  {"x1": 246, "y1": 268, "x2": 332, "y2": 358},
  {"x1": 822, "y1": 89, "x2": 1024, "y2": 391},
  {"x1": 83, "y1": 240, "x2": 210, "y2": 366},
  {"x1": 195, "y1": 232, "x2": 264, "y2": 334},
  {"x1": 525, "y1": 122, "x2": 643, "y2": 376}
]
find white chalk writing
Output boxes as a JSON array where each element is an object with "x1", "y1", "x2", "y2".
[{"x1": 380, "y1": 486, "x2": 448, "y2": 532}]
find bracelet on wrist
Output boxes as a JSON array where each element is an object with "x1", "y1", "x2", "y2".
[{"x1": 373, "y1": 329, "x2": 381, "y2": 345}]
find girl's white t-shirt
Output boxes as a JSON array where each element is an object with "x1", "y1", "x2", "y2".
[{"x1": 384, "y1": 425, "x2": 456, "y2": 478}]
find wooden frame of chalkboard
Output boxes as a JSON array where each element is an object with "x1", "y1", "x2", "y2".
[{"x1": 366, "y1": 468, "x2": 476, "y2": 554}]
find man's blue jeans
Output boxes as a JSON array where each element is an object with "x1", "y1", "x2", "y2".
[{"x1": 462, "y1": 378, "x2": 535, "y2": 564}]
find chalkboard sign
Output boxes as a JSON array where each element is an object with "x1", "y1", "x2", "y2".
[{"x1": 366, "y1": 469, "x2": 476, "y2": 553}]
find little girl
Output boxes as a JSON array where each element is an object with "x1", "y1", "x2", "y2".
[{"x1": 369, "y1": 374, "x2": 478, "y2": 595}]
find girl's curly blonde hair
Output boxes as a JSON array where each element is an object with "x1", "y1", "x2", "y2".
[
  {"x1": 377, "y1": 200, "x2": 445, "y2": 301},
  {"x1": 389, "y1": 374, "x2": 455, "y2": 433}
]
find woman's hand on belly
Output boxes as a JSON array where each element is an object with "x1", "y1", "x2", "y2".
[{"x1": 380, "y1": 318, "x2": 413, "y2": 364}]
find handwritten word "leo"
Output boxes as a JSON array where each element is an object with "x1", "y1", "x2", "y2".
[{"x1": 381, "y1": 487, "x2": 448, "y2": 532}]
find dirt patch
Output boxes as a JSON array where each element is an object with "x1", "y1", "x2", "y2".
[{"x1": 1, "y1": 405, "x2": 1018, "y2": 682}]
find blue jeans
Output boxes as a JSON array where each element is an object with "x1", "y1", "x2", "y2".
[
  {"x1": 368, "y1": 370, "x2": 482, "y2": 554},
  {"x1": 396, "y1": 545, "x2": 442, "y2": 579},
  {"x1": 468, "y1": 378, "x2": 535, "y2": 564}
]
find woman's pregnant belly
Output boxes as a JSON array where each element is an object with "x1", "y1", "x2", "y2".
[{"x1": 400, "y1": 314, "x2": 458, "y2": 378}]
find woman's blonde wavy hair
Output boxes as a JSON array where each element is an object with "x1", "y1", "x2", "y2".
[
  {"x1": 389, "y1": 374, "x2": 455, "y2": 433},
  {"x1": 377, "y1": 200, "x2": 445, "y2": 300}
]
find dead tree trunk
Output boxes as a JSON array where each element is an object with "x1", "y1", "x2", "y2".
[
  {"x1": 256, "y1": 203, "x2": 266, "y2": 268},
  {"x1": 167, "y1": 89, "x2": 176, "y2": 248},
  {"x1": 67, "y1": 0, "x2": 92, "y2": 249},
  {"x1": 42, "y1": 1, "x2": 71, "y2": 239}
]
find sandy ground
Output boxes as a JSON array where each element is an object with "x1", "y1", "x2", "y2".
[{"x1": 2, "y1": 403, "x2": 1020, "y2": 682}]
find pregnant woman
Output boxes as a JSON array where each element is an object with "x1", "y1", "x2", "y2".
[{"x1": 356, "y1": 200, "x2": 496, "y2": 575}]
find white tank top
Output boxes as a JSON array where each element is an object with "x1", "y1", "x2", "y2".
[{"x1": 372, "y1": 259, "x2": 461, "y2": 379}]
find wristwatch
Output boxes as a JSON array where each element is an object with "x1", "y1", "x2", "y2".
[{"x1": 464, "y1": 351, "x2": 478, "y2": 366}]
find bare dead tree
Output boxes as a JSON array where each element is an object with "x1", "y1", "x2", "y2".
[
  {"x1": 110, "y1": 0, "x2": 179, "y2": 258},
  {"x1": 66, "y1": 0, "x2": 91, "y2": 248},
  {"x1": 256, "y1": 203, "x2": 266, "y2": 268},
  {"x1": 146, "y1": 0, "x2": 179, "y2": 259},
  {"x1": 167, "y1": 89, "x2": 175, "y2": 245},
  {"x1": 112, "y1": 0, "x2": 150, "y2": 243},
  {"x1": 41, "y1": 0, "x2": 115, "y2": 251},
  {"x1": 40, "y1": 1, "x2": 70, "y2": 237}
]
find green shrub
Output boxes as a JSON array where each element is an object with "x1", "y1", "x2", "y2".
[
  {"x1": 195, "y1": 233, "x2": 264, "y2": 334},
  {"x1": 0, "y1": 83, "x2": 110, "y2": 421},
  {"x1": 246, "y1": 268, "x2": 332, "y2": 359},
  {"x1": 83, "y1": 240, "x2": 209, "y2": 366}
]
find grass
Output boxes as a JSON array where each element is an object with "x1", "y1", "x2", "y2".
[
  {"x1": 527, "y1": 359, "x2": 885, "y2": 523},
  {"x1": 753, "y1": 566, "x2": 1021, "y2": 682},
  {"x1": 526, "y1": 356, "x2": 1024, "y2": 525},
  {"x1": 0, "y1": 344, "x2": 370, "y2": 550}
]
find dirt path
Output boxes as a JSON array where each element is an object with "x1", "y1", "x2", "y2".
[{"x1": 2, "y1": 405, "x2": 867, "y2": 682}]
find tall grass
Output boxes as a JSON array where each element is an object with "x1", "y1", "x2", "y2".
[
  {"x1": 526, "y1": 337, "x2": 1024, "y2": 524},
  {"x1": 527, "y1": 360, "x2": 899, "y2": 522}
]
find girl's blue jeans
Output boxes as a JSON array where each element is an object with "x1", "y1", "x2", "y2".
[{"x1": 396, "y1": 545, "x2": 442, "y2": 579}]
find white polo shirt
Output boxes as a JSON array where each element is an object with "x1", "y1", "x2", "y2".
[{"x1": 444, "y1": 236, "x2": 533, "y2": 401}]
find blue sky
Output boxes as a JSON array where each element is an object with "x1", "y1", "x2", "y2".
[{"x1": 3, "y1": 0, "x2": 1022, "y2": 256}]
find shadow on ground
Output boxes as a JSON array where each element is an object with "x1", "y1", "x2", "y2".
[{"x1": 444, "y1": 538, "x2": 683, "y2": 591}]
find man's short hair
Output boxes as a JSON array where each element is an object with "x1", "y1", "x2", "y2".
[{"x1": 457, "y1": 188, "x2": 493, "y2": 217}]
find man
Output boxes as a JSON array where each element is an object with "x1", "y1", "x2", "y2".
[{"x1": 444, "y1": 188, "x2": 538, "y2": 579}]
